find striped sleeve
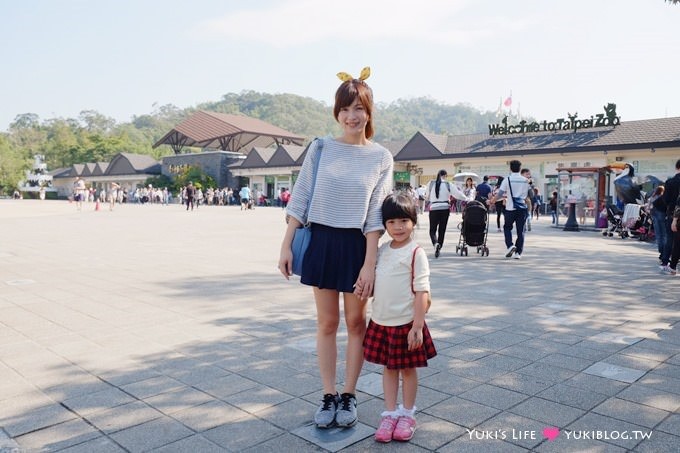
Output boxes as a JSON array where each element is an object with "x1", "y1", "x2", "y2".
[{"x1": 286, "y1": 139, "x2": 321, "y2": 225}]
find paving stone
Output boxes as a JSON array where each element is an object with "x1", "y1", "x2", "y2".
[
  {"x1": 171, "y1": 400, "x2": 250, "y2": 432},
  {"x1": 615, "y1": 384, "x2": 680, "y2": 412},
  {"x1": 536, "y1": 353, "x2": 594, "y2": 372},
  {"x1": 1, "y1": 402, "x2": 77, "y2": 437},
  {"x1": 15, "y1": 418, "x2": 99, "y2": 452},
  {"x1": 62, "y1": 387, "x2": 137, "y2": 416},
  {"x1": 109, "y1": 416, "x2": 195, "y2": 453},
  {"x1": 355, "y1": 372, "x2": 382, "y2": 397},
  {"x1": 192, "y1": 373, "x2": 259, "y2": 399},
  {"x1": 425, "y1": 396, "x2": 500, "y2": 428},
  {"x1": 514, "y1": 362, "x2": 578, "y2": 383},
  {"x1": 255, "y1": 397, "x2": 318, "y2": 431},
  {"x1": 223, "y1": 384, "x2": 292, "y2": 414},
  {"x1": 562, "y1": 373, "x2": 628, "y2": 396},
  {"x1": 143, "y1": 386, "x2": 214, "y2": 415},
  {"x1": 459, "y1": 384, "x2": 529, "y2": 410},
  {"x1": 592, "y1": 397, "x2": 669, "y2": 429},
  {"x1": 203, "y1": 416, "x2": 284, "y2": 452},
  {"x1": 419, "y1": 370, "x2": 480, "y2": 395},
  {"x1": 439, "y1": 435, "x2": 530, "y2": 452},
  {"x1": 476, "y1": 354, "x2": 533, "y2": 372},
  {"x1": 508, "y1": 396, "x2": 585, "y2": 427},
  {"x1": 637, "y1": 372, "x2": 680, "y2": 395},
  {"x1": 84, "y1": 400, "x2": 164, "y2": 434},
  {"x1": 656, "y1": 413, "x2": 680, "y2": 436},
  {"x1": 120, "y1": 375, "x2": 185, "y2": 400},
  {"x1": 149, "y1": 434, "x2": 227, "y2": 452},
  {"x1": 489, "y1": 372, "x2": 554, "y2": 396},
  {"x1": 583, "y1": 362, "x2": 646, "y2": 384},
  {"x1": 536, "y1": 383, "x2": 609, "y2": 411},
  {"x1": 57, "y1": 436, "x2": 127, "y2": 453}
]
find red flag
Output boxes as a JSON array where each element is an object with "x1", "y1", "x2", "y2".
[{"x1": 503, "y1": 96, "x2": 512, "y2": 107}]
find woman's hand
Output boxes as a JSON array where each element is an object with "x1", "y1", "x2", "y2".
[
  {"x1": 353, "y1": 265, "x2": 375, "y2": 300},
  {"x1": 407, "y1": 326, "x2": 423, "y2": 351},
  {"x1": 672, "y1": 218, "x2": 678, "y2": 233},
  {"x1": 278, "y1": 248, "x2": 293, "y2": 279}
]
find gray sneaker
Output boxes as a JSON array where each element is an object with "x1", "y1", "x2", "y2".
[
  {"x1": 335, "y1": 393, "x2": 358, "y2": 427},
  {"x1": 314, "y1": 393, "x2": 338, "y2": 428}
]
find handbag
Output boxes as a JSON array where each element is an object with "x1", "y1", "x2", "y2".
[
  {"x1": 410, "y1": 246, "x2": 431, "y2": 312},
  {"x1": 291, "y1": 138, "x2": 323, "y2": 276}
]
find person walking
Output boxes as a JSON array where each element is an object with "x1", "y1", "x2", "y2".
[
  {"x1": 185, "y1": 182, "x2": 195, "y2": 211},
  {"x1": 426, "y1": 170, "x2": 453, "y2": 259},
  {"x1": 660, "y1": 159, "x2": 680, "y2": 274},
  {"x1": 278, "y1": 67, "x2": 393, "y2": 428},
  {"x1": 493, "y1": 176, "x2": 505, "y2": 232},
  {"x1": 365, "y1": 193, "x2": 436, "y2": 443},
  {"x1": 490, "y1": 160, "x2": 530, "y2": 259},
  {"x1": 647, "y1": 185, "x2": 667, "y2": 265}
]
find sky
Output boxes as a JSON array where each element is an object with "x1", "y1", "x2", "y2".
[{"x1": 2, "y1": 0, "x2": 679, "y2": 133}]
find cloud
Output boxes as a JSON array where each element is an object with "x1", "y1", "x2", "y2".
[{"x1": 194, "y1": 0, "x2": 521, "y2": 48}]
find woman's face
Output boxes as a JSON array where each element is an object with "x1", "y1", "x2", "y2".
[
  {"x1": 337, "y1": 98, "x2": 369, "y2": 139},
  {"x1": 466, "y1": 178, "x2": 473, "y2": 186}
]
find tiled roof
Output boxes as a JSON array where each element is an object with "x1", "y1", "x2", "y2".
[
  {"x1": 153, "y1": 110, "x2": 305, "y2": 153},
  {"x1": 395, "y1": 116, "x2": 680, "y2": 160}
]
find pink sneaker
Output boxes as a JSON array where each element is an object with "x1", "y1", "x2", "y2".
[
  {"x1": 393, "y1": 416, "x2": 416, "y2": 441},
  {"x1": 375, "y1": 416, "x2": 398, "y2": 443}
]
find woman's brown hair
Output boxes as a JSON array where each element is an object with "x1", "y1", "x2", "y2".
[{"x1": 333, "y1": 80, "x2": 374, "y2": 139}]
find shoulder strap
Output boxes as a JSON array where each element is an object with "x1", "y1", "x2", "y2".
[
  {"x1": 411, "y1": 245, "x2": 421, "y2": 295},
  {"x1": 304, "y1": 138, "x2": 323, "y2": 224}
]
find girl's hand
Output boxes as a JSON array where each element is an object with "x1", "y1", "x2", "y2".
[
  {"x1": 353, "y1": 265, "x2": 375, "y2": 300},
  {"x1": 407, "y1": 326, "x2": 423, "y2": 351},
  {"x1": 278, "y1": 249, "x2": 293, "y2": 280}
]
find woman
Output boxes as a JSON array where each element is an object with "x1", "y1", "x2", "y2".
[
  {"x1": 462, "y1": 177, "x2": 476, "y2": 210},
  {"x1": 426, "y1": 170, "x2": 454, "y2": 258},
  {"x1": 278, "y1": 67, "x2": 393, "y2": 428},
  {"x1": 492, "y1": 176, "x2": 505, "y2": 232}
]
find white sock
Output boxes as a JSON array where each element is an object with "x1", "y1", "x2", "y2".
[
  {"x1": 380, "y1": 410, "x2": 400, "y2": 418},
  {"x1": 398, "y1": 404, "x2": 417, "y2": 418}
]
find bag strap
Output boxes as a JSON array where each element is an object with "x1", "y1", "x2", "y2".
[
  {"x1": 507, "y1": 174, "x2": 515, "y2": 201},
  {"x1": 410, "y1": 245, "x2": 421, "y2": 295},
  {"x1": 304, "y1": 138, "x2": 323, "y2": 225}
]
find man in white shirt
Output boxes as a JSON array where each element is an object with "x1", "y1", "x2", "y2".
[
  {"x1": 490, "y1": 160, "x2": 530, "y2": 259},
  {"x1": 416, "y1": 185, "x2": 427, "y2": 214}
]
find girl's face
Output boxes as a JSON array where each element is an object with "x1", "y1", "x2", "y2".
[
  {"x1": 385, "y1": 218, "x2": 414, "y2": 244},
  {"x1": 337, "y1": 98, "x2": 369, "y2": 139}
]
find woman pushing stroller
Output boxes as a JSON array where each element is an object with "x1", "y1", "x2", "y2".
[{"x1": 425, "y1": 169, "x2": 473, "y2": 258}]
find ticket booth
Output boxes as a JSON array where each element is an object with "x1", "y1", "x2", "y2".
[{"x1": 553, "y1": 167, "x2": 612, "y2": 228}]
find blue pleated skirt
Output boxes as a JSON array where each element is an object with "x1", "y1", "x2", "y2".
[{"x1": 300, "y1": 223, "x2": 366, "y2": 292}]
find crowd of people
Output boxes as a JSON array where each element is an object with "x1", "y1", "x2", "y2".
[{"x1": 654, "y1": 159, "x2": 680, "y2": 276}]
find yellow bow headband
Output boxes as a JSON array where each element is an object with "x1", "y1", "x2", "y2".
[{"x1": 337, "y1": 67, "x2": 371, "y2": 82}]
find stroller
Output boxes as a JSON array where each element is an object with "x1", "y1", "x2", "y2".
[
  {"x1": 455, "y1": 200, "x2": 490, "y2": 256},
  {"x1": 602, "y1": 204, "x2": 628, "y2": 238}
]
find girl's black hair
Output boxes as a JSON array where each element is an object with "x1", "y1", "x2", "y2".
[
  {"x1": 382, "y1": 192, "x2": 418, "y2": 227},
  {"x1": 435, "y1": 169, "x2": 447, "y2": 198}
]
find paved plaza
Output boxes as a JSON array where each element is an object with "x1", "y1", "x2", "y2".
[{"x1": 0, "y1": 199, "x2": 678, "y2": 452}]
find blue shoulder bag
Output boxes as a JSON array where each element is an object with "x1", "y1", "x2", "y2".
[{"x1": 291, "y1": 138, "x2": 323, "y2": 276}]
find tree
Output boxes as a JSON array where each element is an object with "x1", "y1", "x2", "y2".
[{"x1": 0, "y1": 134, "x2": 28, "y2": 195}]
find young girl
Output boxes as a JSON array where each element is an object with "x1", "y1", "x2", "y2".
[{"x1": 364, "y1": 192, "x2": 437, "y2": 443}]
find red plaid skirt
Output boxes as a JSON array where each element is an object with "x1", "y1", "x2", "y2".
[{"x1": 363, "y1": 319, "x2": 437, "y2": 369}]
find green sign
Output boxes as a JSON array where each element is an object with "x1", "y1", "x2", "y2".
[
  {"x1": 489, "y1": 103, "x2": 620, "y2": 136},
  {"x1": 394, "y1": 171, "x2": 410, "y2": 183},
  {"x1": 265, "y1": 176, "x2": 275, "y2": 183}
]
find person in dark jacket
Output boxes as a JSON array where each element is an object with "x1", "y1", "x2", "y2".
[{"x1": 660, "y1": 159, "x2": 680, "y2": 273}]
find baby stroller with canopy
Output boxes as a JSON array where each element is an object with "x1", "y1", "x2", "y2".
[
  {"x1": 455, "y1": 200, "x2": 489, "y2": 256},
  {"x1": 602, "y1": 204, "x2": 628, "y2": 238}
]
